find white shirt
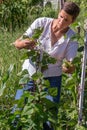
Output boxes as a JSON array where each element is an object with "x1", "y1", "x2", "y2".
[{"x1": 23, "y1": 17, "x2": 78, "y2": 77}]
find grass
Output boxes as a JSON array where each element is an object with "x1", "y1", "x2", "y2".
[
  {"x1": 0, "y1": 28, "x2": 27, "y2": 107},
  {"x1": 0, "y1": 28, "x2": 25, "y2": 71}
]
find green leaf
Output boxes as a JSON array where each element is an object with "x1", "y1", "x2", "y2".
[
  {"x1": 78, "y1": 46, "x2": 84, "y2": 52},
  {"x1": 2, "y1": 64, "x2": 14, "y2": 83},
  {"x1": 32, "y1": 27, "x2": 43, "y2": 39},
  {"x1": 32, "y1": 72, "x2": 43, "y2": 80},
  {"x1": 48, "y1": 87, "x2": 58, "y2": 97},
  {"x1": 72, "y1": 57, "x2": 81, "y2": 64},
  {"x1": 0, "y1": 83, "x2": 6, "y2": 96},
  {"x1": 19, "y1": 74, "x2": 29, "y2": 85}
]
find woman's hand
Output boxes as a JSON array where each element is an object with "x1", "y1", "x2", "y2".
[
  {"x1": 13, "y1": 38, "x2": 36, "y2": 50},
  {"x1": 62, "y1": 61, "x2": 75, "y2": 74}
]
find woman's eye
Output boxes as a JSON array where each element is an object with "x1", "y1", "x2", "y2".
[{"x1": 60, "y1": 15, "x2": 63, "y2": 18}]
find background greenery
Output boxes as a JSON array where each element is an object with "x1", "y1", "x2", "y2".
[{"x1": 0, "y1": 0, "x2": 87, "y2": 129}]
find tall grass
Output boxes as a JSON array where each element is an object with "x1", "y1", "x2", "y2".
[
  {"x1": 0, "y1": 28, "x2": 26, "y2": 110},
  {"x1": 0, "y1": 29, "x2": 25, "y2": 70}
]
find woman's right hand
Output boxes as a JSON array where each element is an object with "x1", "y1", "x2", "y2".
[{"x1": 13, "y1": 38, "x2": 36, "y2": 50}]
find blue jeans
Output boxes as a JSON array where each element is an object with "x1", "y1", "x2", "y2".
[
  {"x1": 43, "y1": 76, "x2": 62, "y2": 130},
  {"x1": 44, "y1": 76, "x2": 62, "y2": 103}
]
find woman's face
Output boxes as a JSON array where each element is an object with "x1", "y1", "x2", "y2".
[{"x1": 57, "y1": 10, "x2": 73, "y2": 30}]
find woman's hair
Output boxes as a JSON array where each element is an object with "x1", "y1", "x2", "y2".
[{"x1": 62, "y1": 1, "x2": 80, "y2": 21}]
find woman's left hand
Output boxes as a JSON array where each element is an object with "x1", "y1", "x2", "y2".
[{"x1": 62, "y1": 61, "x2": 75, "y2": 74}]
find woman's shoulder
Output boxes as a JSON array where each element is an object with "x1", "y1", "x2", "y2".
[
  {"x1": 66, "y1": 28, "x2": 76, "y2": 38},
  {"x1": 35, "y1": 17, "x2": 53, "y2": 23}
]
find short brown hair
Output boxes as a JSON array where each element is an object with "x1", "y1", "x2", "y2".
[{"x1": 62, "y1": 2, "x2": 80, "y2": 21}]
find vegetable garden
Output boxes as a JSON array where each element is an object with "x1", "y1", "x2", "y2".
[{"x1": 0, "y1": 0, "x2": 87, "y2": 129}]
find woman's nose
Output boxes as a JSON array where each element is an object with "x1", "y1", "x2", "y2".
[{"x1": 59, "y1": 18, "x2": 64, "y2": 24}]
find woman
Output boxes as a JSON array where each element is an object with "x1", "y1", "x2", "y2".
[{"x1": 14, "y1": 2, "x2": 80, "y2": 129}]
